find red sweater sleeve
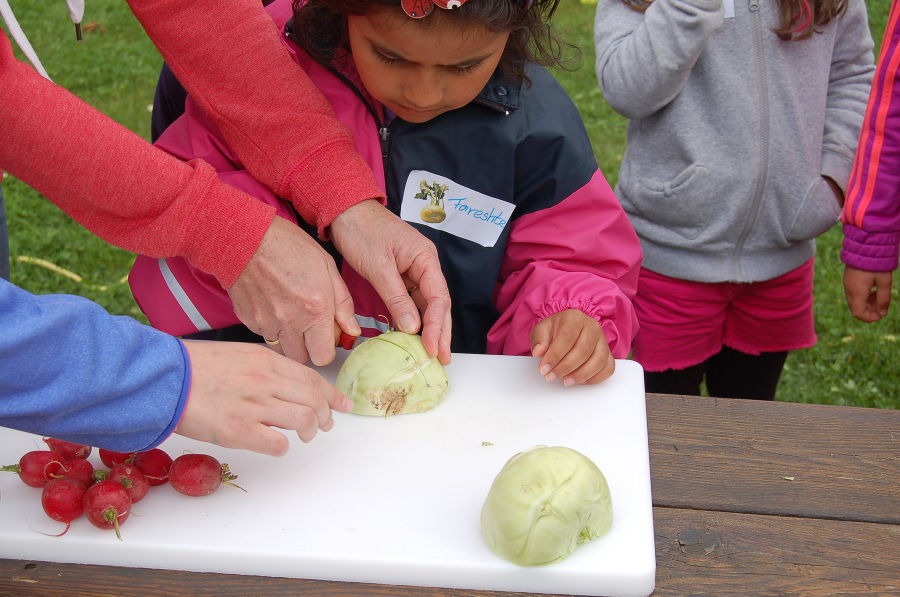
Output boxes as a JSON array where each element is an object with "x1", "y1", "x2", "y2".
[
  {"x1": 127, "y1": 0, "x2": 386, "y2": 235},
  {"x1": 0, "y1": 31, "x2": 274, "y2": 288}
]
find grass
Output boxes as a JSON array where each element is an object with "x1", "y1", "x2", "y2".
[{"x1": 4, "y1": 0, "x2": 897, "y2": 409}]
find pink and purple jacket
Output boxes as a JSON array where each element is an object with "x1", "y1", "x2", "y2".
[
  {"x1": 843, "y1": 0, "x2": 900, "y2": 273},
  {"x1": 130, "y1": 0, "x2": 642, "y2": 356}
]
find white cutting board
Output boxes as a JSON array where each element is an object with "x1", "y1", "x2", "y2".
[{"x1": 0, "y1": 354, "x2": 656, "y2": 597}]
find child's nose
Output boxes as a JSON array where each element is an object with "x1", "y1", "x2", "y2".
[{"x1": 403, "y1": 68, "x2": 443, "y2": 110}]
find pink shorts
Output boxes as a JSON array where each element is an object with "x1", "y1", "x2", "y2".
[{"x1": 632, "y1": 260, "x2": 817, "y2": 372}]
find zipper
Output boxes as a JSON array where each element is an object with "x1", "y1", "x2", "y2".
[
  {"x1": 312, "y1": 63, "x2": 400, "y2": 190},
  {"x1": 731, "y1": 0, "x2": 769, "y2": 280}
]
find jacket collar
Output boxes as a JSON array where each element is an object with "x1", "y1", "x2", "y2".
[{"x1": 474, "y1": 72, "x2": 522, "y2": 115}]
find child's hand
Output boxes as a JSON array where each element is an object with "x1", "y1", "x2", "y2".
[
  {"x1": 843, "y1": 266, "x2": 892, "y2": 322},
  {"x1": 530, "y1": 309, "x2": 615, "y2": 386}
]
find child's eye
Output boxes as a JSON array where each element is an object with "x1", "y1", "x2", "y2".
[
  {"x1": 448, "y1": 63, "x2": 481, "y2": 75},
  {"x1": 372, "y1": 49, "x2": 400, "y2": 66}
]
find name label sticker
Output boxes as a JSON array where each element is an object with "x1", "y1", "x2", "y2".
[{"x1": 400, "y1": 170, "x2": 515, "y2": 247}]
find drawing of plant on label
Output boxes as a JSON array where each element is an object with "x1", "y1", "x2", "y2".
[{"x1": 415, "y1": 179, "x2": 449, "y2": 223}]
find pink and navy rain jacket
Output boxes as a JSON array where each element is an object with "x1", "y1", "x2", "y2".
[
  {"x1": 843, "y1": 0, "x2": 900, "y2": 273},
  {"x1": 129, "y1": 0, "x2": 642, "y2": 356}
]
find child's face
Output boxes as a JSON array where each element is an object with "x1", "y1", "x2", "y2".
[{"x1": 347, "y1": 8, "x2": 510, "y2": 123}]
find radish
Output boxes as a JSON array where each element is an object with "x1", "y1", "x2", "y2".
[
  {"x1": 169, "y1": 454, "x2": 243, "y2": 497},
  {"x1": 1, "y1": 450, "x2": 65, "y2": 488},
  {"x1": 107, "y1": 463, "x2": 150, "y2": 503},
  {"x1": 131, "y1": 449, "x2": 172, "y2": 486},
  {"x1": 98, "y1": 449, "x2": 135, "y2": 468},
  {"x1": 58, "y1": 458, "x2": 94, "y2": 488},
  {"x1": 41, "y1": 476, "x2": 87, "y2": 535},
  {"x1": 43, "y1": 438, "x2": 91, "y2": 460},
  {"x1": 83, "y1": 480, "x2": 131, "y2": 539}
]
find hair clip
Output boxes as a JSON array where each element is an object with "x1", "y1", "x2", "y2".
[
  {"x1": 401, "y1": 0, "x2": 437, "y2": 18},
  {"x1": 401, "y1": 0, "x2": 532, "y2": 19}
]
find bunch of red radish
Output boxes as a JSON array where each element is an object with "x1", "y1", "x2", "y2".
[{"x1": 1, "y1": 438, "x2": 241, "y2": 539}]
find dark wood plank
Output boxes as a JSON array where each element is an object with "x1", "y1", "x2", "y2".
[
  {"x1": 0, "y1": 560, "x2": 568, "y2": 597},
  {"x1": 4, "y1": 506, "x2": 898, "y2": 597},
  {"x1": 646, "y1": 395, "x2": 900, "y2": 523},
  {"x1": 652, "y1": 506, "x2": 900, "y2": 597}
]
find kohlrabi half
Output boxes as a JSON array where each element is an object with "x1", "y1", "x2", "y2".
[
  {"x1": 336, "y1": 331, "x2": 449, "y2": 416},
  {"x1": 480, "y1": 445, "x2": 613, "y2": 566}
]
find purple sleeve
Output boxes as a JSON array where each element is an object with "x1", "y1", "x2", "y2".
[
  {"x1": 842, "y1": 1, "x2": 900, "y2": 272},
  {"x1": 0, "y1": 278, "x2": 189, "y2": 452}
]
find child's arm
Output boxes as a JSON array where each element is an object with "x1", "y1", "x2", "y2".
[
  {"x1": 594, "y1": 0, "x2": 724, "y2": 118},
  {"x1": 486, "y1": 170, "x2": 641, "y2": 380},
  {"x1": 841, "y1": 0, "x2": 900, "y2": 322}
]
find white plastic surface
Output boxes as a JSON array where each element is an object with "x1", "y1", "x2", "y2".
[{"x1": 0, "y1": 354, "x2": 656, "y2": 597}]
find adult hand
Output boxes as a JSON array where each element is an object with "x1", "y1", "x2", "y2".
[
  {"x1": 843, "y1": 266, "x2": 892, "y2": 322},
  {"x1": 329, "y1": 200, "x2": 452, "y2": 364},
  {"x1": 228, "y1": 216, "x2": 360, "y2": 365},
  {"x1": 531, "y1": 309, "x2": 615, "y2": 386},
  {"x1": 176, "y1": 340, "x2": 353, "y2": 456}
]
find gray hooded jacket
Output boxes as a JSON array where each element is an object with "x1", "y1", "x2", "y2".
[{"x1": 595, "y1": 0, "x2": 874, "y2": 282}]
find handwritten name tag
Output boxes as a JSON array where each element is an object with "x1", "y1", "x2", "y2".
[{"x1": 400, "y1": 170, "x2": 515, "y2": 247}]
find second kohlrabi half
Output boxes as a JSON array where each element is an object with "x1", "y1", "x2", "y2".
[{"x1": 480, "y1": 445, "x2": 613, "y2": 566}]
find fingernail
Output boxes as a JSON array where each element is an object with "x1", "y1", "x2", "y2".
[
  {"x1": 563, "y1": 377, "x2": 574, "y2": 387},
  {"x1": 539, "y1": 364, "x2": 551, "y2": 376},
  {"x1": 545, "y1": 372, "x2": 556, "y2": 382},
  {"x1": 398, "y1": 314, "x2": 418, "y2": 333}
]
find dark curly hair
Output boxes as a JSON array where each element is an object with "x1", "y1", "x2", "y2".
[{"x1": 290, "y1": 0, "x2": 567, "y2": 84}]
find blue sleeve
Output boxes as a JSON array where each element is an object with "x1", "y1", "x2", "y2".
[{"x1": 0, "y1": 278, "x2": 190, "y2": 452}]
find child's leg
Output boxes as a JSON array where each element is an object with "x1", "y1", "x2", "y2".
[
  {"x1": 644, "y1": 362, "x2": 707, "y2": 396},
  {"x1": 631, "y1": 268, "x2": 732, "y2": 395},
  {"x1": 704, "y1": 346, "x2": 788, "y2": 400},
  {"x1": 714, "y1": 259, "x2": 816, "y2": 399}
]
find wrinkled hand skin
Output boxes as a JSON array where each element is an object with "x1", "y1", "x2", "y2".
[
  {"x1": 177, "y1": 341, "x2": 353, "y2": 456},
  {"x1": 843, "y1": 266, "x2": 892, "y2": 322},
  {"x1": 228, "y1": 216, "x2": 360, "y2": 366},
  {"x1": 329, "y1": 200, "x2": 453, "y2": 364},
  {"x1": 531, "y1": 309, "x2": 615, "y2": 386}
]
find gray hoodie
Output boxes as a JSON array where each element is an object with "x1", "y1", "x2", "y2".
[{"x1": 594, "y1": 0, "x2": 874, "y2": 282}]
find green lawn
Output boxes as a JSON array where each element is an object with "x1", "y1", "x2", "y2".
[{"x1": 4, "y1": 0, "x2": 897, "y2": 408}]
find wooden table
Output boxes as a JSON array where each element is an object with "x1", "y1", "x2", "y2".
[{"x1": 2, "y1": 395, "x2": 897, "y2": 596}]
